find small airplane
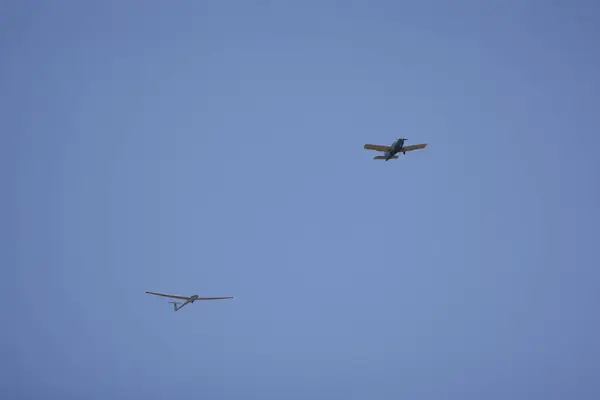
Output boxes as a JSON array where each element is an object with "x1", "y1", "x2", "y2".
[
  {"x1": 363, "y1": 137, "x2": 428, "y2": 161},
  {"x1": 146, "y1": 291, "x2": 233, "y2": 312}
]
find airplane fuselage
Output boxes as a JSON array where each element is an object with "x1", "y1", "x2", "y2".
[{"x1": 384, "y1": 138, "x2": 406, "y2": 160}]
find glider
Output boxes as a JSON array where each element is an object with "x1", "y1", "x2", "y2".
[{"x1": 146, "y1": 291, "x2": 233, "y2": 311}]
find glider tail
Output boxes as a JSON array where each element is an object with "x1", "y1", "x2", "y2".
[{"x1": 168, "y1": 301, "x2": 182, "y2": 311}]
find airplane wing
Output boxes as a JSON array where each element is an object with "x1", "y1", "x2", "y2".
[
  {"x1": 401, "y1": 143, "x2": 428, "y2": 152},
  {"x1": 195, "y1": 297, "x2": 234, "y2": 300},
  {"x1": 146, "y1": 291, "x2": 192, "y2": 300},
  {"x1": 364, "y1": 144, "x2": 392, "y2": 152}
]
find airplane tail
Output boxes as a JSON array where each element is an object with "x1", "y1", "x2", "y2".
[
  {"x1": 374, "y1": 155, "x2": 399, "y2": 160},
  {"x1": 168, "y1": 301, "x2": 182, "y2": 311}
]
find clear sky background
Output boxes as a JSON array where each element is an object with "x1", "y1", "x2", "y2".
[{"x1": 3, "y1": 1, "x2": 600, "y2": 399}]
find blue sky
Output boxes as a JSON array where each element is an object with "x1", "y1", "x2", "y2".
[{"x1": 3, "y1": 1, "x2": 600, "y2": 399}]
